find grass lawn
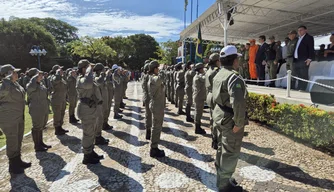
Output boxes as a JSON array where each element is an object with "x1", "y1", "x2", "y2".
[{"x1": 0, "y1": 103, "x2": 68, "y2": 148}]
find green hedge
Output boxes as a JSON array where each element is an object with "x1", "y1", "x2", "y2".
[{"x1": 247, "y1": 93, "x2": 334, "y2": 147}]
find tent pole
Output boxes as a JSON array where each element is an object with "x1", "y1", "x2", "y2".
[{"x1": 224, "y1": 12, "x2": 228, "y2": 47}]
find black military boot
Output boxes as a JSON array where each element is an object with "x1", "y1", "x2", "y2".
[
  {"x1": 114, "y1": 114, "x2": 123, "y2": 119},
  {"x1": 150, "y1": 148, "x2": 165, "y2": 158},
  {"x1": 32, "y1": 130, "x2": 47, "y2": 152},
  {"x1": 186, "y1": 105, "x2": 194, "y2": 122},
  {"x1": 60, "y1": 126, "x2": 69, "y2": 133},
  {"x1": 195, "y1": 123, "x2": 206, "y2": 135},
  {"x1": 102, "y1": 122, "x2": 113, "y2": 130},
  {"x1": 95, "y1": 136, "x2": 109, "y2": 145},
  {"x1": 219, "y1": 182, "x2": 243, "y2": 192},
  {"x1": 212, "y1": 140, "x2": 218, "y2": 150},
  {"x1": 177, "y1": 110, "x2": 186, "y2": 115},
  {"x1": 69, "y1": 115, "x2": 79, "y2": 124},
  {"x1": 145, "y1": 130, "x2": 151, "y2": 140},
  {"x1": 9, "y1": 156, "x2": 24, "y2": 174},
  {"x1": 82, "y1": 153, "x2": 100, "y2": 165},
  {"x1": 40, "y1": 131, "x2": 52, "y2": 149},
  {"x1": 171, "y1": 100, "x2": 175, "y2": 104},
  {"x1": 18, "y1": 155, "x2": 31, "y2": 169},
  {"x1": 55, "y1": 126, "x2": 66, "y2": 135},
  {"x1": 92, "y1": 150, "x2": 104, "y2": 160}
]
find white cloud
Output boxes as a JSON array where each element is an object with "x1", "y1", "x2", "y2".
[{"x1": 0, "y1": 0, "x2": 183, "y2": 40}]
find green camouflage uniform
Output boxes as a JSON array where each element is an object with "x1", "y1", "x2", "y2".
[
  {"x1": 51, "y1": 69, "x2": 67, "y2": 129},
  {"x1": 212, "y1": 67, "x2": 248, "y2": 191},
  {"x1": 94, "y1": 71, "x2": 108, "y2": 137},
  {"x1": 176, "y1": 69, "x2": 185, "y2": 113},
  {"x1": 67, "y1": 73, "x2": 78, "y2": 118},
  {"x1": 193, "y1": 71, "x2": 206, "y2": 124},
  {"x1": 185, "y1": 69, "x2": 196, "y2": 115}
]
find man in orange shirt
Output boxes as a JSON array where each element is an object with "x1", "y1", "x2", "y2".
[{"x1": 248, "y1": 39, "x2": 258, "y2": 84}]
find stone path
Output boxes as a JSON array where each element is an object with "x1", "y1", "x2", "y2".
[{"x1": 0, "y1": 81, "x2": 333, "y2": 192}]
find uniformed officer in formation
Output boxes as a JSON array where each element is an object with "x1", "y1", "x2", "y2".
[
  {"x1": 66, "y1": 68, "x2": 79, "y2": 124},
  {"x1": 165, "y1": 66, "x2": 171, "y2": 102},
  {"x1": 76, "y1": 59, "x2": 103, "y2": 165},
  {"x1": 173, "y1": 63, "x2": 180, "y2": 108},
  {"x1": 147, "y1": 61, "x2": 165, "y2": 158},
  {"x1": 205, "y1": 53, "x2": 221, "y2": 150},
  {"x1": 112, "y1": 64, "x2": 123, "y2": 119},
  {"x1": 212, "y1": 46, "x2": 248, "y2": 192},
  {"x1": 142, "y1": 62, "x2": 152, "y2": 140},
  {"x1": 184, "y1": 61, "x2": 195, "y2": 122},
  {"x1": 105, "y1": 66, "x2": 114, "y2": 129},
  {"x1": 192, "y1": 63, "x2": 207, "y2": 135},
  {"x1": 93, "y1": 63, "x2": 110, "y2": 145},
  {"x1": 0, "y1": 64, "x2": 31, "y2": 174},
  {"x1": 26, "y1": 68, "x2": 51, "y2": 152},
  {"x1": 175, "y1": 63, "x2": 186, "y2": 115},
  {"x1": 169, "y1": 65, "x2": 175, "y2": 104}
]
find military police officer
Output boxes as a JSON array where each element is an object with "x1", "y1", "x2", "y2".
[
  {"x1": 112, "y1": 64, "x2": 123, "y2": 119},
  {"x1": 93, "y1": 63, "x2": 110, "y2": 145},
  {"x1": 76, "y1": 59, "x2": 103, "y2": 164},
  {"x1": 0, "y1": 64, "x2": 31, "y2": 174},
  {"x1": 142, "y1": 62, "x2": 152, "y2": 140},
  {"x1": 205, "y1": 53, "x2": 221, "y2": 149},
  {"x1": 192, "y1": 63, "x2": 207, "y2": 134},
  {"x1": 169, "y1": 65, "x2": 175, "y2": 104},
  {"x1": 176, "y1": 63, "x2": 186, "y2": 114},
  {"x1": 212, "y1": 46, "x2": 248, "y2": 192},
  {"x1": 26, "y1": 68, "x2": 51, "y2": 152},
  {"x1": 50, "y1": 65, "x2": 69, "y2": 135},
  {"x1": 184, "y1": 61, "x2": 195, "y2": 122},
  {"x1": 148, "y1": 61, "x2": 165, "y2": 158},
  {"x1": 287, "y1": 30, "x2": 298, "y2": 89},
  {"x1": 67, "y1": 68, "x2": 79, "y2": 124}
]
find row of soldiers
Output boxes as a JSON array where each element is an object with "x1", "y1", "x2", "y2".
[
  {"x1": 0, "y1": 61, "x2": 132, "y2": 174},
  {"x1": 141, "y1": 45, "x2": 248, "y2": 192}
]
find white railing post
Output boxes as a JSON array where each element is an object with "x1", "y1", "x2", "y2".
[{"x1": 286, "y1": 70, "x2": 291, "y2": 98}]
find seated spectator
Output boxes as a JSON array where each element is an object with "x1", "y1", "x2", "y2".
[
  {"x1": 315, "y1": 44, "x2": 326, "y2": 61},
  {"x1": 324, "y1": 33, "x2": 334, "y2": 61}
]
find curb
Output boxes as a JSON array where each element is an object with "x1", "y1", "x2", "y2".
[{"x1": 0, "y1": 110, "x2": 68, "y2": 152}]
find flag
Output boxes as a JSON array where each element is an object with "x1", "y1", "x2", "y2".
[
  {"x1": 195, "y1": 24, "x2": 203, "y2": 63},
  {"x1": 184, "y1": 0, "x2": 188, "y2": 11}
]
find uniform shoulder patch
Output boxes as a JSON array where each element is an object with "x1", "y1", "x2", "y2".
[{"x1": 235, "y1": 83, "x2": 242, "y2": 88}]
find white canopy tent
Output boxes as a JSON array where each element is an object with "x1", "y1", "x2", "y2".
[{"x1": 180, "y1": 0, "x2": 334, "y2": 45}]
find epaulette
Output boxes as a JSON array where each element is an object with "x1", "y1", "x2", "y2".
[{"x1": 232, "y1": 70, "x2": 239, "y2": 75}]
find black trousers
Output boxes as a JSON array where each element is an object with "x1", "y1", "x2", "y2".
[
  {"x1": 292, "y1": 59, "x2": 309, "y2": 91},
  {"x1": 256, "y1": 64, "x2": 266, "y2": 86}
]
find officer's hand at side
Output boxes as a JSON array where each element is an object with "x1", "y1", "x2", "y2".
[{"x1": 232, "y1": 126, "x2": 241, "y2": 133}]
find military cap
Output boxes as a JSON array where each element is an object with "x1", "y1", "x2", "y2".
[
  {"x1": 78, "y1": 59, "x2": 91, "y2": 69},
  {"x1": 145, "y1": 60, "x2": 151, "y2": 64},
  {"x1": 0, "y1": 64, "x2": 21, "y2": 75},
  {"x1": 52, "y1": 64, "x2": 63, "y2": 72},
  {"x1": 93, "y1": 63, "x2": 105, "y2": 71},
  {"x1": 65, "y1": 68, "x2": 73, "y2": 75},
  {"x1": 209, "y1": 53, "x2": 220, "y2": 62},
  {"x1": 195, "y1": 63, "x2": 204, "y2": 70},
  {"x1": 144, "y1": 63, "x2": 149, "y2": 71},
  {"x1": 149, "y1": 61, "x2": 159, "y2": 71},
  {"x1": 28, "y1": 68, "x2": 43, "y2": 76},
  {"x1": 288, "y1": 30, "x2": 297, "y2": 35}
]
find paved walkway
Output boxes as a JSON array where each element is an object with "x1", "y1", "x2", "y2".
[
  {"x1": 0, "y1": 82, "x2": 333, "y2": 192},
  {"x1": 247, "y1": 85, "x2": 334, "y2": 112}
]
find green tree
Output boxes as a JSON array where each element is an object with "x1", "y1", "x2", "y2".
[
  {"x1": 127, "y1": 34, "x2": 159, "y2": 70},
  {"x1": 0, "y1": 18, "x2": 57, "y2": 71},
  {"x1": 102, "y1": 36, "x2": 134, "y2": 65},
  {"x1": 68, "y1": 36, "x2": 116, "y2": 64},
  {"x1": 29, "y1": 17, "x2": 79, "y2": 46},
  {"x1": 155, "y1": 40, "x2": 179, "y2": 64}
]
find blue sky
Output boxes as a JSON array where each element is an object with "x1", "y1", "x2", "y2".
[{"x1": 0, "y1": 0, "x2": 216, "y2": 42}]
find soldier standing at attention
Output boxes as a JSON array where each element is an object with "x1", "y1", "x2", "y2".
[
  {"x1": 67, "y1": 68, "x2": 79, "y2": 124},
  {"x1": 176, "y1": 63, "x2": 186, "y2": 115},
  {"x1": 76, "y1": 59, "x2": 103, "y2": 164},
  {"x1": 142, "y1": 63, "x2": 152, "y2": 140},
  {"x1": 192, "y1": 63, "x2": 207, "y2": 135},
  {"x1": 165, "y1": 66, "x2": 171, "y2": 102},
  {"x1": 184, "y1": 61, "x2": 195, "y2": 122},
  {"x1": 205, "y1": 53, "x2": 221, "y2": 150},
  {"x1": 142, "y1": 60, "x2": 150, "y2": 107},
  {"x1": 212, "y1": 46, "x2": 248, "y2": 192},
  {"x1": 173, "y1": 63, "x2": 180, "y2": 108},
  {"x1": 0, "y1": 64, "x2": 31, "y2": 174},
  {"x1": 26, "y1": 68, "x2": 51, "y2": 152},
  {"x1": 169, "y1": 65, "x2": 175, "y2": 105},
  {"x1": 51, "y1": 65, "x2": 69, "y2": 135},
  {"x1": 148, "y1": 61, "x2": 166, "y2": 158},
  {"x1": 105, "y1": 67, "x2": 114, "y2": 129},
  {"x1": 112, "y1": 65, "x2": 123, "y2": 119},
  {"x1": 93, "y1": 63, "x2": 110, "y2": 145}
]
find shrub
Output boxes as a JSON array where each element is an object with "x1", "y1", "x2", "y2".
[{"x1": 247, "y1": 93, "x2": 334, "y2": 147}]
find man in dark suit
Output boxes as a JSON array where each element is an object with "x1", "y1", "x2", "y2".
[
  {"x1": 255, "y1": 35, "x2": 269, "y2": 86},
  {"x1": 293, "y1": 25, "x2": 315, "y2": 91}
]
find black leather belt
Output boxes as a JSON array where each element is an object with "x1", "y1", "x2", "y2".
[{"x1": 217, "y1": 104, "x2": 234, "y2": 115}]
